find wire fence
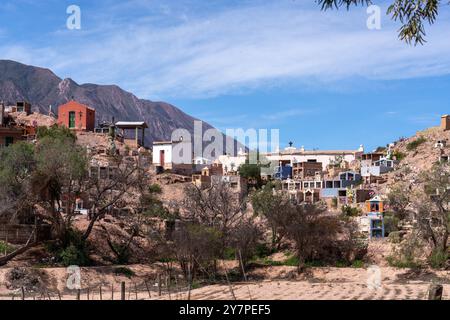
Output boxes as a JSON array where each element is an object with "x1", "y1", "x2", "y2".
[{"x1": 2, "y1": 274, "x2": 193, "y2": 301}]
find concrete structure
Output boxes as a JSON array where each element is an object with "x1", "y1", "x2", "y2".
[
  {"x1": 0, "y1": 104, "x2": 24, "y2": 148},
  {"x1": 441, "y1": 115, "x2": 450, "y2": 131},
  {"x1": 192, "y1": 167, "x2": 212, "y2": 189},
  {"x1": 211, "y1": 175, "x2": 248, "y2": 198},
  {"x1": 274, "y1": 164, "x2": 292, "y2": 180},
  {"x1": 115, "y1": 121, "x2": 148, "y2": 148},
  {"x1": 361, "y1": 157, "x2": 395, "y2": 183},
  {"x1": 292, "y1": 161, "x2": 323, "y2": 180},
  {"x1": 264, "y1": 145, "x2": 364, "y2": 171},
  {"x1": 153, "y1": 141, "x2": 173, "y2": 169},
  {"x1": 218, "y1": 149, "x2": 247, "y2": 174},
  {"x1": 0, "y1": 127, "x2": 23, "y2": 148},
  {"x1": 58, "y1": 101, "x2": 96, "y2": 131},
  {"x1": 365, "y1": 196, "x2": 385, "y2": 240},
  {"x1": 14, "y1": 101, "x2": 32, "y2": 115}
]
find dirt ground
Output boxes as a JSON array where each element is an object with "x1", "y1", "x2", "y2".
[{"x1": 0, "y1": 264, "x2": 448, "y2": 300}]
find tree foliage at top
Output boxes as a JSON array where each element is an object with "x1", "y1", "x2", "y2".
[{"x1": 317, "y1": 0, "x2": 448, "y2": 45}]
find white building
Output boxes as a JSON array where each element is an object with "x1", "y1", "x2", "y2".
[
  {"x1": 218, "y1": 148, "x2": 247, "y2": 174},
  {"x1": 264, "y1": 145, "x2": 364, "y2": 171},
  {"x1": 152, "y1": 141, "x2": 173, "y2": 169}
]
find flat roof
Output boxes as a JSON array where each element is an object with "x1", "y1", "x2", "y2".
[
  {"x1": 266, "y1": 150, "x2": 361, "y2": 156},
  {"x1": 115, "y1": 121, "x2": 148, "y2": 128},
  {"x1": 153, "y1": 141, "x2": 172, "y2": 145}
]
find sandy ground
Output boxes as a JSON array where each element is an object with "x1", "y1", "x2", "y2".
[{"x1": 0, "y1": 264, "x2": 448, "y2": 300}]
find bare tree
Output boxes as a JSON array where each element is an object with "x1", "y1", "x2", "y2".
[
  {"x1": 182, "y1": 182, "x2": 247, "y2": 253},
  {"x1": 388, "y1": 163, "x2": 450, "y2": 266}
]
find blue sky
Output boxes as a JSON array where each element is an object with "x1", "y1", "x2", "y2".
[{"x1": 1, "y1": 0, "x2": 450, "y2": 151}]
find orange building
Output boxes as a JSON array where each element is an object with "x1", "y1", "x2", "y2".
[{"x1": 57, "y1": 101, "x2": 96, "y2": 131}]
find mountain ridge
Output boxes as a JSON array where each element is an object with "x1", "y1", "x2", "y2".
[{"x1": 0, "y1": 59, "x2": 215, "y2": 145}]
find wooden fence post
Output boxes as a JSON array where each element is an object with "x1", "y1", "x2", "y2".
[
  {"x1": 99, "y1": 285, "x2": 103, "y2": 300},
  {"x1": 158, "y1": 274, "x2": 162, "y2": 297},
  {"x1": 428, "y1": 284, "x2": 443, "y2": 300},
  {"x1": 21, "y1": 287, "x2": 25, "y2": 300},
  {"x1": 121, "y1": 282, "x2": 126, "y2": 300},
  {"x1": 76, "y1": 289, "x2": 81, "y2": 300},
  {"x1": 111, "y1": 284, "x2": 114, "y2": 300},
  {"x1": 144, "y1": 280, "x2": 151, "y2": 299}
]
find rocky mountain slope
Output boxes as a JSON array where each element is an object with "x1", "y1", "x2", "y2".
[{"x1": 0, "y1": 60, "x2": 216, "y2": 145}]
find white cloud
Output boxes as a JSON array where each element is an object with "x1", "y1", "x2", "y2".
[{"x1": 1, "y1": 1, "x2": 450, "y2": 99}]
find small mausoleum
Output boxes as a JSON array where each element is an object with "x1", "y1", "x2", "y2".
[{"x1": 365, "y1": 196, "x2": 385, "y2": 239}]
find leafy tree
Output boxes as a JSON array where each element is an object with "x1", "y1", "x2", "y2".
[
  {"x1": 0, "y1": 142, "x2": 36, "y2": 221},
  {"x1": 251, "y1": 182, "x2": 291, "y2": 250},
  {"x1": 317, "y1": 0, "x2": 447, "y2": 45},
  {"x1": 387, "y1": 162, "x2": 450, "y2": 267}
]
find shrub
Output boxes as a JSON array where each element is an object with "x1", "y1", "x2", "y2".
[
  {"x1": 110, "y1": 243, "x2": 131, "y2": 264},
  {"x1": 253, "y1": 243, "x2": 272, "y2": 259},
  {"x1": 351, "y1": 260, "x2": 365, "y2": 268},
  {"x1": 388, "y1": 231, "x2": 402, "y2": 244},
  {"x1": 392, "y1": 150, "x2": 406, "y2": 161},
  {"x1": 223, "y1": 247, "x2": 237, "y2": 260},
  {"x1": 0, "y1": 241, "x2": 13, "y2": 254},
  {"x1": 283, "y1": 255, "x2": 300, "y2": 267},
  {"x1": 59, "y1": 244, "x2": 89, "y2": 267},
  {"x1": 148, "y1": 183, "x2": 162, "y2": 194},
  {"x1": 386, "y1": 255, "x2": 421, "y2": 269},
  {"x1": 428, "y1": 249, "x2": 448, "y2": 269},
  {"x1": 383, "y1": 213, "x2": 400, "y2": 236},
  {"x1": 114, "y1": 267, "x2": 135, "y2": 278},
  {"x1": 50, "y1": 229, "x2": 91, "y2": 267},
  {"x1": 406, "y1": 137, "x2": 426, "y2": 151},
  {"x1": 341, "y1": 205, "x2": 360, "y2": 217},
  {"x1": 331, "y1": 197, "x2": 338, "y2": 209}
]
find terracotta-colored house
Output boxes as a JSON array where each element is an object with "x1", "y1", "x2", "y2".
[{"x1": 57, "y1": 101, "x2": 96, "y2": 131}]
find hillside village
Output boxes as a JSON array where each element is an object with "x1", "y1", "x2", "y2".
[{"x1": 0, "y1": 99, "x2": 449, "y2": 300}]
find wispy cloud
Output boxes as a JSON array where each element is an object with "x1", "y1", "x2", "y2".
[
  {"x1": 261, "y1": 108, "x2": 316, "y2": 122},
  {"x1": 1, "y1": 1, "x2": 450, "y2": 100}
]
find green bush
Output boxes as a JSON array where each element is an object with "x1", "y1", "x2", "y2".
[
  {"x1": 406, "y1": 137, "x2": 426, "y2": 151},
  {"x1": 59, "y1": 244, "x2": 89, "y2": 267},
  {"x1": 384, "y1": 213, "x2": 400, "y2": 236},
  {"x1": 428, "y1": 249, "x2": 448, "y2": 269},
  {"x1": 253, "y1": 243, "x2": 272, "y2": 259},
  {"x1": 386, "y1": 255, "x2": 421, "y2": 269},
  {"x1": 283, "y1": 255, "x2": 300, "y2": 267},
  {"x1": 223, "y1": 247, "x2": 237, "y2": 260},
  {"x1": 341, "y1": 205, "x2": 360, "y2": 217},
  {"x1": 50, "y1": 229, "x2": 91, "y2": 267},
  {"x1": 331, "y1": 197, "x2": 338, "y2": 209},
  {"x1": 351, "y1": 260, "x2": 365, "y2": 268},
  {"x1": 392, "y1": 150, "x2": 406, "y2": 161},
  {"x1": 111, "y1": 243, "x2": 131, "y2": 264},
  {"x1": 0, "y1": 241, "x2": 13, "y2": 254},
  {"x1": 258, "y1": 257, "x2": 284, "y2": 266},
  {"x1": 148, "y1": 183, "x2": 162, "y2": 194},
  {"x1": 304, "y1": 261, "x2": 325, "y2": 268},
  {"x1": 114, "y1": 267, "x2": 135, "y2": 278},
  {"x1": 388, "y1": 231, "x2": 402, "y2": 244}
]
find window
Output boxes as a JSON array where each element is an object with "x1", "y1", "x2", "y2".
[
  {"x1": 5, "y1": 136, "x2": 13, "y2": 147},
  {"x1": 69, "y1": 111, "x2": 76, "y2": 128}
]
